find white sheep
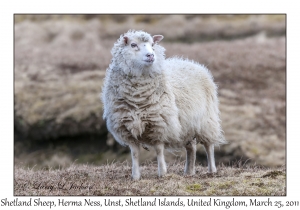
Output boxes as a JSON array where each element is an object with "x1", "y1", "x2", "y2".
[{"x1": 101, "y1": 30, "x2": 226, "y2": 180}]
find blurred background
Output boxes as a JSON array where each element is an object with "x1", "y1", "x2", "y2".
[{"x1": 14, "y1": 14, "x2": 286, "y2": 169}]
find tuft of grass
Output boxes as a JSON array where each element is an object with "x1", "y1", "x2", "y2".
[
  {"x1": 186, "y1": 183, "x2": 202, "y2": 192},
  {"x1": 261, "y1": 170, "x2": 285, "y2": 179}
]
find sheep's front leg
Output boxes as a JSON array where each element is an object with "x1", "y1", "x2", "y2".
[
  {"x1": 154, "y1": 144, "x2": 167, "y2": 177},
  {"x1": 129, "y1": 144, "x2": 141, "y2": 180},
  {"x1": 184, "y1": 138, "x2": 196, "y2": 175},
  {"x1": 203, "y1": 142, "x2": 217, "y2": 173}
]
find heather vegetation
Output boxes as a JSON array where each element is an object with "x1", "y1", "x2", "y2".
[{"x1": 14, "y1": 14, "x2": 286, "y2": 195}]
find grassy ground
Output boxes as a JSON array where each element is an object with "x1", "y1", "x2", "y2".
[{"x1": 14, "y1": 162, "x2": 285, "y2": 196}]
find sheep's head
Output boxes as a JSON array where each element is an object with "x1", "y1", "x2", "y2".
[
  {"x1": 111, "y1": 30, "x2": 165, "y2": 76},
  {"x1": 123, "y1": 33, "x2": 163, "y2": 66}
]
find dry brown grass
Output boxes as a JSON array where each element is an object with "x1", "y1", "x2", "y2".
[
  {"x1": 14, "y1": 14, "x2": 285, "y2": 42},
  {"x1": 14, "y1": 162, "x2": 285, "y2": 196}
]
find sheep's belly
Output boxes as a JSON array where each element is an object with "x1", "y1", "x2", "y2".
[{"x1": 117, "y1": 108, "x2": 180, "y2": 146}]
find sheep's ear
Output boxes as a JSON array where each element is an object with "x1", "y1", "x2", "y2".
[
  {"x1": 153, "y1": 35, "x2": 164, "y2": 44},
  {"x1": 123, "y1": 36, "x2": 129, "y2": 45}
]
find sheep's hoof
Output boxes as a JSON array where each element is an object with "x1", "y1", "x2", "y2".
[
  {"x1": 158, "y1": 173, "x2": 166, "y2": 178},
  {"x1": 184, "y1": 166, "x2": 195, "y2": 176},
  {"x1": 208, "y1": 168, "x2": 217, "y2": 173},
  {"x1": 158, "y1": 171, "x2": 167, "y2": 178},
  {"x1": 131, "y1": 175, "x2": 141, "y2": 181},
  {"x1": 184, "y1": 171, "x2": 195, "y2": 176},
  {"x1": 207, "y1": 171, "x2": 217, "y2": 174},
  {"x1": 157, "y1": 174, "x2": 166, "y2": 178},
  {"x1": 131, "y1": 172, "x2": 141, "y2": 181},
  {"x1": 158, "y1": 167, "x2": 167, "y2": 177}
]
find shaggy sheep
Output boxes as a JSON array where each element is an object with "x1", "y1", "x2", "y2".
[{"x1": 101, "y1": 30, "x2": 226, "y2": 180}]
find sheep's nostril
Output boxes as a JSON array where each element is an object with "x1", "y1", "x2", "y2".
[{"x1": 146, "y1": 53, "x2": 154, "y2": 58}]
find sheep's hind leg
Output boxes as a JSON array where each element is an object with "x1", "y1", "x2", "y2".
[
  {"x1": 203, "y1": 142, "x2": 217, "y2": 173},
  {"x1": 184, "y1": 138, "x2": 196, "y2": 175},
  {"x1": 154, "y1": 144, "x2": 167, "y2": 177},
  {"x1": 129, "y1": 143, "x2": 141, "y2": 180}
]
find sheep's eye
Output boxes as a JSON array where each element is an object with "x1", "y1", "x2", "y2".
[{"x1": 131, "y1": 43, "x2": 137, "y2": 48}]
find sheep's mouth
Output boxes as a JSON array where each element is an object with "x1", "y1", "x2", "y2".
[{"x1": 144, "y1": 58, "x2": 155, "y2": 64}]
